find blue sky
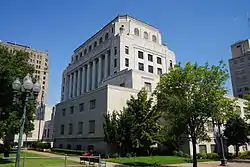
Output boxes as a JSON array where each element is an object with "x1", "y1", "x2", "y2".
[{"x1": 1, "y1": 0, "x2": 250, "y2": 106}]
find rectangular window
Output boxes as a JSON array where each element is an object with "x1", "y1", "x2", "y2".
[
  {"x1": 88, "y1": 145, "x2": 94, "y2": 151},
  {"x1": 125, "y1": 46, "x2": 129, "y2": 54},
  {"x1": 70, "y1": 106, "x2": 74, "y2": 114},
  {"x1": 68, "y1": 123, "x2": 73, "y2": 135},
  {"x1": 77, "y1": 145, "x2": 82, "y2": 150},
  {"x1": 27, "y1": 132, "x2": 32, "y2": 138},
  {"x1": 157, "y1": 68, "x2": 162, "y2": 75},
  {"x1": 210, "y1": 144, "x2": 217, "y2": 153},
  {"x1": 138, "y1": 63, "x2": 144, "y2": 71},
  {"x1": 138, "y1": 51, "x2": 144, "y2": 59},
  {"x1": 125, "y1": 58, "x2": 129, "y2": 67},
  {"x1": 144, "y1": 82, "x2": 152, "y2": 92},
  {"x1": 67, "y1": 144, "x2": 71, "y2": 149},
  {"x1": 114, "y1": 47, "x2": 117, "y2": 55},
  {"x1": 114, "y1": 59, "x2": 117, "y2": 67},
  {"x1": 170, "y1": 60, "x2": 173, "y2": 67},
  {"x1": 78, "y1": 122, "x2": 83, "y2": 134},
  {"x1": 59, "y1": 144, "x2": 63, "y2": 148},
  {"x1": 88, "y1": 120, "x2": 95, "y2": 133},
  {"x1": 60, "y1": 125, "x2": 64, "y2": 135},
  {"x1": 89, "y1": 99, "x2": 96, "y2": 109},
  {"x1": 199, "y1": 145, "x2": 207, "y2": 153},
  {"x1": 79, "y1": 103, "x2": 84, "y2": 112},
  {"x1": 120, "y1": 83, "x2": 125, "y2": 87},
  {"x1": 157, "y1": 57, "x2": 162, "y2": 64},
  {"x1": 148, "y1": 54, "x2": 153, "y2": 62},
  {"x1": 62, "y1": 108, "x2": 66, "y2": 116},
  {"x1": 148, "y1": 65, "x2": 154, "y2": 73}
]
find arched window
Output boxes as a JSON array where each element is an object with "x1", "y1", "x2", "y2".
[
  {"x1": 105, "y1": 33, "x2": 109, "y2": 40},
  {"x1": 94, "y1": 41, "x2": 97, "y2": 48},
  {"x1": 144, "y1": 32, "x2": 148, "y2": 39},
  {"x1": 84, "y1": 49, "x2": 87, "y2": 55},
  {"x1": 134, "y1": 28, "x2": 139, "y2": 36},
  {"x1": 152, "y1": 35, "x2": 157, "y2": 42},
  {"x1": 99, "y1": 37, "x2": 103, "y2": 44}
]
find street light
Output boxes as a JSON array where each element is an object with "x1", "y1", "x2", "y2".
[
  {"x1": 12, "y1": 74, "x2": 41, "y2": 167},
  {"x1": 217, "y1": 121, "x2": 227, "y2": 166}
]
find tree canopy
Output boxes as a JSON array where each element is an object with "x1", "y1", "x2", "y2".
[
  {"x1": 155, "y1": 61, "x2": 234, "y2": 167},
  {"x1": 0, "y1": 46, "x2": 36, "y2": 156},
  {"x1": 103, "y1": 88, "x2": 162, "y2": 156}
]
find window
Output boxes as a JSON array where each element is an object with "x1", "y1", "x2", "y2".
[
  {"x1": 157, "y1": 68, "x2": 162, "y2": 75},
  {"x1": 242, "y1": 144, "x2": 248, "y2": 151},
  {"x1": 88, "y1": 45, "x2": 92, "y2": 52},
  {"x1": 157, "y1": 57, "x2": 162, "y2": 64},
  {"x1": 111, "y1": 27, "x2": 114, "y2": 33},
  {"x1": 75, "y1": 55, "x2": 79, "y2": 61},
  {"x1": 210, "y1": 144, "x2": 217, "y2": 153},
  {"x1": 88, "y1": 120, "x2": 95, "y2": 133},
  {"x1": 80, "y1": 52, "x2": 82, "y2": 57},
  {"x1": 199, "y1": 145, "x2": 207, "y2": 153},
  {"x1": 94, "y1": 41, "x2": 97, "y2": 48},
  {"x1": 207, "y1": 121, "x2": 214, "y2": 132},
  {"x1": 170, "y1": 60, "x2": 173, "y2": 67},
  {"x1": 88, "y1": 145, "x2": 94, "y2": 151},
  {"x1": 114, "y1": 47, "x2": 117, "y2": 55},
  {"x1": 67, "y1": 144, "x2": 71, "y2": 149},
  {"x1": 78, "y1": 122, "x2": 83, "y2": 134},
  {"x1": 125, "y1": 46, "x2": 129, "y2": 54},
  {"x1": 138, "y1": 51, "x2": 144, "y2": 59},
  {"x1": 89, "y1": 99, "x2": 96, "y2": 109},
  {"x1": 152, "y1": 35, "x2": 157, "y2": 42},
  {"x1": 138, "y1": 63, "x2": 144, "y2": 71},
  {"x1": 99, "y1": 37, "x2": 103, "y2": 44},
  {"x1": 68, "y1": 123, "x2": 73, "y2": 135},
  {"x1": 77, "y1": 145, "x2": 82, "y2": 150},
  {"x1": 27, "y1": 132, "x2": 32, "y2": 137},
  {"x1": 60, "y1": 125, "x2": 64, "y2": 135},
  {"x1": 120, "y1": 83, "x2": 125, "y2": 87},
  {"x1": 59, "y1": 144, "x2": 63, "y2": 148},
  {"x1": 70, "y1": 106, "x2": 74, "y2": 114},
  {"x1": 134, "y1": 28, "x2": 140, "y2": 36},
  {"x1": 62, "y1": 108, "x2": 66, "y2": 116},
  {"x1": 148, "y1": 54, "x2": 153, "y2": 62},
  {"x1": 144, "y1": 32, "x2": 148, "y2": 39},
  {"x1": 240, "y1": 58, "x2": 244, "y2": 63},
  {"x1": 125, "y1": 58, "x2": 129, "y2": 67},
  {"x1": 114, "y1": 59, "x2": 117, "y2": 67},
  {"x1": 105, "y1": 33, "x2": 109, "y2": 40},
  {"x1": 144, "y1": 82, "x2": 152, "y2": 92},
  {"x1": 148, "y1": 65, "x2": 153, "y2": 73},
  {"x1": 84, "y1": 49, "x2": 87, "y2": 55},
  {"x1": 79, "y1": 103, "x2": 84, "y2": 112}
]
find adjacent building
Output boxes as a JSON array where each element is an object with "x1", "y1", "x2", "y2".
[
  {"x1": 0, "y1": 41, "x2": 49, "y2": 104},
  {"x1": 229, "y1": 39, "x2": 250, "y2": 98},
  {"x1": 54, "y1": 15, "x2": 176, "y2": 152}
]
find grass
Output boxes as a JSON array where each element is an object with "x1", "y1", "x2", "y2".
[
  {"x1": 0, "y1": 151, "x2": 84, "y2": 167},
  {"x1": 106, "y1": 156, "x2": 215, "y2": 166},
  {"x1": 106, "y1": 156, "x2": 190, "y2": 165}
]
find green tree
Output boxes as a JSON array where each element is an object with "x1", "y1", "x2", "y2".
[
  {"x1": 224, "y1": 116, "x2": 250, "y2": 157},
  {"x1": 103, "y1": 88, "x2": 162, "y2": 155},
  {"x1": 243, "y1": 94, "x2": 250, "y2": 120},
  {"x1": 155, "y1": 61, "x2": 232, "y2": 167},
  {"x1": 0, "y1": 46, "x2": 36, "y2": 156}
]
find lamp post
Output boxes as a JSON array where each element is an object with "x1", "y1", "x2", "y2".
[
  {"x1": 217, "y1": 121, "x2": 227, "y2": 166},
  {"x1": 12, "y1": 74, "x2": 41, "y2": 167}
]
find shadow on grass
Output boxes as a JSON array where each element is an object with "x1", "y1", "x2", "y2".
[
  {"x1": 0, "y1": 158, "x2": 13, "y2": 164},
  {"x1": 113, "y1": 164, "x2": 179, "y2": 167}
]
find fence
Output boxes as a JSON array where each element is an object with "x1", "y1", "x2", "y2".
[{"x1": 3, "y1": 155, "x2": 106, "y2": 167}]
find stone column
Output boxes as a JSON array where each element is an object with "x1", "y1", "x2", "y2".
[
  {"x1": 92, "y1": 60, "x2": 96, "y2": 90},
  {"x1": 77, "y1": 69, "x2": 81, "y2": 96},
  {"x1": 86, "y1": 64, "x2": 90, "y2": 92},
  {"x1": 81, "y1": 67, "x2": 85, "y2": 94},
  {"x1": 104, "y1": 53, "x2": 108, "y2": 78},
  {"x1": 73, "y1": 71, "x2": 77, "y2": 97},
  {"x1": 69, "y1": 73, "x2": 73, "y2": 99},
  {"x1": 97, "y1": 56, "x2": 102, "y2": 86}
]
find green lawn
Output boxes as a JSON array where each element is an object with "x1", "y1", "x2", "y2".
[
  {"x1": 106, "y1": 156, "x2": 214, "y2": 165},
  {"x1": 106, "y1": 156, "x2": 190, "y2": 165},
  {"x1": 0, "y1": 152, "x2": 83, "y2": 167}
]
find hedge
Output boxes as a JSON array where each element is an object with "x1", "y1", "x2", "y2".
[{"x1": 51, "y1": 148, "x2": 87, "y2": 155}]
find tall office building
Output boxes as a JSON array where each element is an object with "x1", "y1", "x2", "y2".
[
  {"x1": 229, "y1": 39, "x2": 250, "y2": 98},
  {"x1": 0, "y1": 41, "x2": 49, "y2": 104},
  {"x1": 54, "y1": 15, "x2": 176, "y2": 152}
]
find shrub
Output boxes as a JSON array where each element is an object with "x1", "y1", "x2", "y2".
[
  {"x1": 30, "y1": 142, "x2": 51, "y2": 150},
  {"x1": 238, "y1": 151, "x2": 250, "y2": 159},
  {"x1": 173, "y1": 151, "x2": 185, "y2": 157},
  {"x1": 0, "y1": 144, "x2": 3, "y2": 153},
  {"x1": 197, "y1": 153, "x2": 207, "y2": 159},
  {"x1": 206, "y1": 153, "x2": 219, "y2": 160},
  {"x1": 51, "y1": 148, "x2": 87, "y2": 155}
]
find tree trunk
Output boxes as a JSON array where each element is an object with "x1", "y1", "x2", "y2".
[
  {"x1": 192, "y1": 137, "x2": 198, "y2": 167},
  {"x1": 235, "y1": 144, "x2": 239, "y2": 157},
  {"x1": 3, "y1": 133, "x2": 14, "y2": 157}
]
